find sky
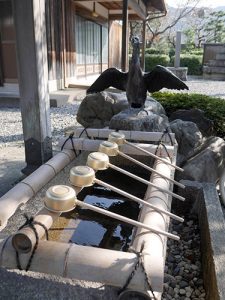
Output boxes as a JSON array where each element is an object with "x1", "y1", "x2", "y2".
[{"x1": 166, "y1": 0, "x2": 225, "y2": 8}]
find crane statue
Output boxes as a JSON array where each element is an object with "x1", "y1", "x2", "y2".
[{"x1": 87, "y1": 36, "x2": 188, "y2": 108}]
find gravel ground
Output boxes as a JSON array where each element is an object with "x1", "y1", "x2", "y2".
[{"x1": 1, "y1": 78, "x2": 225, "y2": 150}]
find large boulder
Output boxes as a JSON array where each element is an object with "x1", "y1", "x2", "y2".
[
  {"x1": 169, "y1": 108, "x2": 214, "y2": 137},
  {"x1": 170, "y1": 119, "x2": 203, "y2": 165},
  {"x1": 77, "y1": 92, "x2": 128, "y2": 128},
  {"x1": 176, "y1": 136, "x2": 225, "y2": 183},
  {"x1": 109, "y1": 105, "x2": 169, "y2": 132}
]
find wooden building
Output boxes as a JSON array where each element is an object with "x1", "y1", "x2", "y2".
[
  {"x1": 0, "y1": 0, "x2": 166, "y2": 173},
  {"x1": 0, "y1": 0, "x2": 166, "y2": 92}
]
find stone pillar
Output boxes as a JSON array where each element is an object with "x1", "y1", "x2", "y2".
[
  {"x1": 174, "y1": 31, "x2": 182, "y2": 68},
  {"x1": 12, "y1": 0, "x2": 52, "y2": 174},
  {"x1": 121, "y1": 0, "x2": 128, "y2": 72}
]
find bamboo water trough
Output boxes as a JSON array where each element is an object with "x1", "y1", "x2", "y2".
[{"x1": 0, "y1": 129, "x2": 184, "y2": 300}]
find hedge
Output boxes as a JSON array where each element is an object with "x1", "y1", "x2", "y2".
[
  {"x1": 152, "y1": 92, "x2": 225, "y2": 138},
  {"x1": 145, "y1": 54, "x2": 170, "y2": 71},
  {"x1": 170, "y1": 54, "x2": 203, "y2": 75}
]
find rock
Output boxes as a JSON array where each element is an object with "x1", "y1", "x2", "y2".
[
  {"x1": 177, "y1": 136, "x2": 225, "y2": 182},
  {"x1": 170, "y1": 119, "x2": 203, "y2": 165},
  {"x1": 109, "y1": 107, "x2": 169, "y2": 131},
  {"x1": 179, "y1": 280, "x2": 189, "y2": 289},
  {"x1": 77, "y1": 92, "x2": 129, "y2": 128},
  {"x1": 169, "y1": 108, "x2": 214, "y2": 137},
  {"x1": 144, "y1": 96, "x2": 166, "y2": 115},
  {"x1": 179, "y1": 288, "x2": 186, "y2": 295}
]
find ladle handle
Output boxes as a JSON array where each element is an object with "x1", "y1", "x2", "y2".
[
  {"x1": 75, "y1": 199, "x2": 179, "y2": 241},
  {"x1": 108, "y1": 163, "x2": 185, "y2": 202},
  {"x1": 94, "y1": 178, "x2": 183, "y2": 223},
  {"x1": 125, "y1": 141, "x2": 183, "y2": 172},
  {"x1": 118, "y1": 151, "x2": 185, "y2": 189}
]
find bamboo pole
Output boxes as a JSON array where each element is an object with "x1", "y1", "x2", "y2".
[
  {"x1": 0, "y1": 238, "x2": 157, "y2": 292},
  {"x1": 124, "y1": 140, "x2": 183, "y2": 172},
  {"x1": 108, "y1": 163, "x2": 185, "y2": 201},
  {"x1": 0, "y1": 149, "x2": 75, "y2": 229},
  {"x1": 12, "y1": 186, "x2": 82, "y2": 254},
  {"x1": 73, "y1": 127, "x2": 175, "y2": 144},
  {"x1": 131, "y1": 157, "x2": 176, "y2": 296},
  {"x1": 94, "y1": 178, "x2": 183, "y2": 223},
  {"x1": 117, "y1": 150, "x2": 184, "y2": 189},
  {"x1": 57, "y1": 138, "x2": 174, "y2": 158},
  {"x1": 75, "y1": 199, "x2": 179, "y2": 240}
]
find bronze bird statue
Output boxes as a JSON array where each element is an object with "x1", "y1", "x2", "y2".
[{"x1": 87, "y1": 36, "x2": 189, "y2": 108}]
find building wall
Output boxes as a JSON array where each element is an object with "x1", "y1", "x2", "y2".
[
  {"x1": 0, "y1": 0, "x2": 122, "y2": 91},
  {"x1": 109, "y1": 21, "x2": 122, "y2": 69},
  {"x1": 0, "y1": 0, "x2": 18, "y2": 85},
  {"x1": 203, "y1": 43, "x2": 225, "y2": 65}
]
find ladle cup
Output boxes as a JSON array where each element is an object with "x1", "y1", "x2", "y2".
[
  {"x1": 86, "y1": 152, "x2": 185, "y2": 201},
  {"x1": 108, "y1": 132, "x2": 183, "y2": 172},
  {"x1": 99, "y1": 141, "x2": 185, "y2": 189}
]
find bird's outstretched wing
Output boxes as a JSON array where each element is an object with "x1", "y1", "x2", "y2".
[
  {"x1": 144, "y1": 65, "x2": 189, "y2": 93},
  {"x1": 87, "y1": 68, "x2": 128, "y2": 94}
]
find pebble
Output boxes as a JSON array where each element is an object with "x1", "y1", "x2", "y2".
[
  {"x1": 0, "y1": 103, "x2": 81, "y2": 148},
  {"x1": 162, "y1": 215, "x2": 206, "y2": 300}
]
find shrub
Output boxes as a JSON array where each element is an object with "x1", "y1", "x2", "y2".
[
  {"x1": 145, "y1": 48, "x2": 168, "y2": 55},
  {"x1": 152, "y1": 92, "x2": 225, "y2": 138},
  {"x1": 170, "y1": 54, "x2": 203, "y2": 75},
  {"x1": 145, "y1": 54, "x2": 170, "y2": 71}
]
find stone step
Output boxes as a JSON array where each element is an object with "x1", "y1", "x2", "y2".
[
  {"x1": 203, "y1": 65, "x2": 225, "y2": 74},
  {"x1": 203, "y1": 73, "x2": 225, "y2": 81},
  {"x1": 216, "y1": 53, "x2": 225, "y2": 60},
  {"x1": 208, "y1": 60, "x2": 225, "y2": 67}
]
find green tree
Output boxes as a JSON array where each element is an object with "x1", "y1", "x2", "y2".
[{"x1": 205, "y1": 11, "x2": 225, "y2": 43}]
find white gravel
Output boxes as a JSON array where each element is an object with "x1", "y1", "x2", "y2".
[
  {"x1": 0, "y1": 102, "x2": 81, "y2": 149},
  {"x1": 1, "y1": 77, "x2": 225, "y2": 149}
]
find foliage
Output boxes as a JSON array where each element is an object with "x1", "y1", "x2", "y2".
[
  {"x1": 170, "y1": 54, "x2": 202, "y2": 75},
  {"x1": 152, "y1": 92, "x2": 225, "y2": 138},
  {"x1": 145, "y1": 48, "x2": 169, "y2": 55},
  {"x1": 145, "y1": 54, "x2": 170, "y2": 71},
  {"x1": 204, "y1": 10, "x2": 225, "y2": 43},
  {"x1": 145, "y1": 0, "x2": 200, "y2": 46}
]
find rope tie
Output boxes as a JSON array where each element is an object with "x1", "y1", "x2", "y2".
[
  {"x1": 154, "y1": 128, "x2": 174, "y2": 162},
  {"x1": 15, "y1": 214, "x2": 49, "y2": 272},
  {"x1": 78, "y1": 127, "x2": 91, "y2": 139},
  {"x1": 118, "y1": 244, "x2": 156, "y2": 299},
  {"x1": 61, "y1": 132, "x2": 79, "y2": 156}
]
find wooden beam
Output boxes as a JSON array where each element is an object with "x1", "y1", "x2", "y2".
[
  {"x1": 121, "y1": 0, "x2": 128, "y2": 72},
  {"x1": 12, "y1": 0, "x2": 52, "y2": 174},
  {"x1": 128, "y1": 0, "x2": 146, "y2": 20}
]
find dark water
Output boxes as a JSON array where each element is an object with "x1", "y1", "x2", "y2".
[{"x1": 68, "y1": 168, "x2": 149, "y2": 251}]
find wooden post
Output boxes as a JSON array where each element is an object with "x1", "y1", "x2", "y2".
[
  {"x1": 121, "y1": 0, "x2": 128, "y2": 71},
  {"x1": 141, "y1": 20, "x2": 146, "y2": 71},
  {"x1": 12, "y1": 0, "x2": 52, "y2": 174}
]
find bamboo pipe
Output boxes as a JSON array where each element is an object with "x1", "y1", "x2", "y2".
[
  {"x1": 108, "y1": 132, "x2": 183, "y2": 172},
  {"x1": 74, "y1": 127, "x2": 175, "y2": 144},
  {"x1": 69, "y1": 166, "x2": 183, "y2": 223},
  {"x1": 98, "y1": 141, "x2": 185, "y2": 189},
  {"x1": 0, "y1": 149, "x2": 76, "y2": 229},
  {"x1": 0, "y1": 238, "x2": 158, "y2": 292},
  {"x1": 12, "y1": 187, "x2": 82, "y2": 254},
  {"x1": 42, "y1": 184, "x2": 179, "y2": 241},
  {"x1": 87, "y1": 152, "x2": 185, "y2": 201},
  {"x1": 57, "y1": 137, "x2": 175, "y2": 158}
]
